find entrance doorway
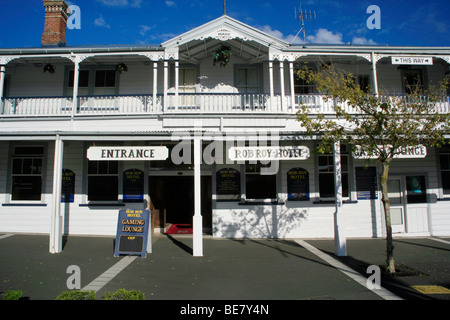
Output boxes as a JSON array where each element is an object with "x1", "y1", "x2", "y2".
[{"x1": 148, "y1": 176, "x2": 212, "y2": 231}]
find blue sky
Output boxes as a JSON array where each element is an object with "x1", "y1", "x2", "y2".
[{"x1": 0, "y1": 0, "x2": 449, "y2": 48}]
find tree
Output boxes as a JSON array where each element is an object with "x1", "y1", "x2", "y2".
[{"x1": 296, "y1": 63, "x2": 450, "y2": 274}]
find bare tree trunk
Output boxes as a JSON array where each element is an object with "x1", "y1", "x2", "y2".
[{"x1": 380, "y1": 160, "x2": 396, "y2": 274}]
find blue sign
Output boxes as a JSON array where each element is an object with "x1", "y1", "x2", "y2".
[{"x1": 114, "y1": 209, "x2": 150, "y2": 258}]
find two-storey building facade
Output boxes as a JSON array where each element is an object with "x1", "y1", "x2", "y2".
[{"x1": 1, "y1": 1, "x2": 449, "y2": 255}]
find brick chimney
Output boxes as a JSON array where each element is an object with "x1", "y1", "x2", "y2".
[{"x1": 41, "y1": 0, "x2": 69, "y2": 47}]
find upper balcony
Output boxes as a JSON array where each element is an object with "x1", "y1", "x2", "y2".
[{"x1": 1, "y1": 93, "x2": 449, "y2": 118}]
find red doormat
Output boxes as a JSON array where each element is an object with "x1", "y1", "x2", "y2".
[{"x1": 166, "y1": 224, "x2": 193, "y2": 235}]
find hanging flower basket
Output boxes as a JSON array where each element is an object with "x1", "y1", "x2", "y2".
[
  {"x1": 213, "y1": 45, "x2": 232, "y2": 67},
  {"x1": 115, "y1": 63, "x2": 128, "y2": 73},
  {"x1": 43, "y1": 64, "x2": 55, "y2": 74}
]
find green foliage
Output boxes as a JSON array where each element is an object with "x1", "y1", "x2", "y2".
[
  {"x1": 103, "y1": 289, "x2": 145, "y2": 300},
  {"x1": 55, "y1": 290, "x2": 96, "y2": 300},
  {"x1": 2, "y1": 290, "x2": 23, "y2": 300},
  {"x1": 296, "y1": 63, "x2": 450, "y2": 161}
]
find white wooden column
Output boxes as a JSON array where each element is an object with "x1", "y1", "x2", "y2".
[
  {"x1": 269, "y1": 60, "x2": 274, "y2": 110},
  {"x1": 174, "y1": 60, "x2": 179, "y2": 108},
  {"x1": 289, "y1": 61, "x2": 295, "y2": 109},
  {"x1": 163, "y1": 60, "x2": 169, "y2": 111},
  {"x1": 333, "y1": 140, "x2": 347, "y2": 256},
  {"x1": 371, "y1": 52, "x2": 379, "y2": 96},
  {"x1": 50, "y1": 135, "x2": 64, "y2": 254},
  {"x1": 0, "y1": 64, "x2": 6, "y2": 113},
  {"x1": 279, "y1": 60, "x2": 285, "y2": 111},
  {"x1": 153, "y1": 61, "x2": 158, "y2": 111},
  {"x1": 72, "y1": 56, "x2": 80, "y2": 117},
  {"x1": 193, "y1": 137, "x2": 203, "y2": 257}
]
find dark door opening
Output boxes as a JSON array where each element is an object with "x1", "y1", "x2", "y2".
[{"x1": 149, "y1": 176, "x2": 211, "y2": 229}]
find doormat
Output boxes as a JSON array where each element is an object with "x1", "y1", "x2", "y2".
[{"x1": 166, "y1": 224, "x2": 193, "y2": 235}]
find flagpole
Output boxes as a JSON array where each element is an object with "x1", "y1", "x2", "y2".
[{"x1": 224, "y1": 0, "x2": 226, "y2": 15}]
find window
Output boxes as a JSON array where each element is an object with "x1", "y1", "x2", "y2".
[
  {"x1": 236, "y1": 67, "x2": 261, "y2": 93},
  {"x1": 402, "y1": 68, "x2": 424, "y2": 94},
  {"x1": 87, "y1": 160, "x2": 119, "y2": 201},
  {"x1": 67, "y1": 68, "x2": 117, "y2": 96},
  {"x1": 294, "y1": 72, "x2": 315, "y2": 94},
  {"x1": 406, "y1": 175, "x2": 427, "y2": 203},
  {"x1": 245, "y1": 163, "x2": 277, "y2": 200},
  {"x1": 11, "y1": 146, "x2": 44, "y2": 201},
  {"x1": 68, "y1": 70, "x2": 90, "y2": 95},
  {"x1": 318, "y1": 154, "x2": 349, "y2": 198},
  {"x1": 440, "y1": 147, "x2": 450, "y2": 195}
]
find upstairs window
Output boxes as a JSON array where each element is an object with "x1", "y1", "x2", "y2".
[
  {"x1": 402, "y1": 68, "x2": 424, "y2": 94},
  {"x1": 67, "y1": 68, "x2": 117, "y2": 96},
  {"x1": 236, "y1": 67, "x2": 261, "y2": 93},
  {"x1": 11, "y1": 146, "x2": 44, "y2": 201}
]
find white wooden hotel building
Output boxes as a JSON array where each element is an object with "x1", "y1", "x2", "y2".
[{"x1": 1, "y1": 1, "x2": 449, "y2": 255}]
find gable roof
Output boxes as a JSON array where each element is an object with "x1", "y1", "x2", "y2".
[{"x1": 162, "y1": 14, "x2": 290, "y2": 50}]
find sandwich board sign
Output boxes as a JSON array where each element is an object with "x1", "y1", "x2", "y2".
[{"x1": 114, "y1": 209, "x2": 151, "y2": 258}]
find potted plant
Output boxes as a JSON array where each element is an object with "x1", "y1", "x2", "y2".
[{"x1": 213, "y1": 45, "x2": 232, "y2": 67}]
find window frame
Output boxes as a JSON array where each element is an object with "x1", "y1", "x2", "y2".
[
  {"x1": 65, "y1": 66, "x2": 120, "y2": 96},
  {"x1": 244, "y1": 162, "x2": 278, "y2": 202},
  {"x1": 10, "y1": 145, "x2": 46, "y2": 203},
  {"x1": 316, "y1": 152, "x2": 350, "y2": 200},
  {"x1": 234, "y1": 64, "x2": 263, "y2": 94},
  {"x1": 86, "y1": 160, "x2": 120, "y2": 203}
]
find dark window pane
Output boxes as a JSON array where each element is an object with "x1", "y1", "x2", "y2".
[
  {"x1": 246, "y1": 174, "x2": 276, "y2": 199},
  {"x1": 98, "y1": 161, "x2": 108, "y2": 174},
  {"x1": 22, "y1": 159, "x2": 33, "y2": 174},
  {"x1": 14, "y1": 146, "x2": 44, "y2": 156},
  {"x1": 406, "y1": 175, "x2": 427, "y2": 203},
  {"x1": 440, "y1": 155, "x2": 449, "y2": 170},
  {"x1": 105, "y1": 70, "x2": 116, "y2": 87},
  {"x1": 442, "y1": 171, "x2": 450, "y2": 195},
  {"x1": 88, "y1": 161, "x2": 97, "y2": 175},
  {"x1": 88, "y1": 176, "x2": 118, "y2": 201},
  {"x1": 79, "y1": 70, "x2": 90, "y2": 87},
  {"x1": 33, "y1": 159, "x2": 42, "y2": 174},
  {"x1": 12, "y1": 158, "x2": 22, "y2": 174},
  {"x1": 95, "y1": 70, "x2": 106, "y2": 87},
  {"x1": 319, "y1": 173, "x2": 334, "y2": 198},
  {"x1": 108, "y1": 161, "x2": 118, "y2": 174},
  {"x1": 12, "y1": 176, "x2": 42, "y2": 201}
]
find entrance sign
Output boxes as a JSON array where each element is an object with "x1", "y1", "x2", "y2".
[
  {"x1": 391, "y1": 56, "x2": 433, "y2": 65},
  {"x1": 353, "y1": 145, "x2": 427, "y2": 159},
  {"x1": 123, "y1": 169, "x2": 144, "y2": 201},
  {"x1": 114, "y1": 209, "x2": 150, "y2": 258},
  {"x1": 87, "y1": 146, "x2": 168, "y2": 161},
  {"x1": 228, "y1": 146, "x2": 310, "y2": 161},
  {"x1": 287, "y1": 168, "x2": 310, "y2": 201}
]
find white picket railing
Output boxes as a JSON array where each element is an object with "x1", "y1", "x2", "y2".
[{"x1": 1, "y1": 94, "x2": 449, "y2": 116}]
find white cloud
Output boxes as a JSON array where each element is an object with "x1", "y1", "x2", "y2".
[
  {"x1": 165, "y1": 1, "x2": 177, "y2": 7},
  {"x1": 258, "y1": 25, "x2": 348, "y2": 45},
  {"x1": 139, "y1": 25, "x2": 152, "y2": 36},
  {"x1": 94, "y1": 16, "x2": 110, "y2": 28},
  {"x1": 307, "y1": 28, "x2": 344, "y2": 44},
  {"x1": 351, "y1": 36, "x2": 377, "y2": 45}
]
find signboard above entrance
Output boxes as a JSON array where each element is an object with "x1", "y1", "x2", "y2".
[
  {"x1": 391, "y1": 56, "x2": 433, "y2": 65},
  {"x1": 228, "y1": 146, "x2": 310, "y2": 161},
  {"x1": 87, "y1": 146, "x2": 168, "y2": 161},
  {"x1": 353, "y1": 145, "x2": 427, "y2": 159}
]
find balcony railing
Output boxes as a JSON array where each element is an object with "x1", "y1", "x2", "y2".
[{"x1": 1, "y1": 93, "x2": 449, "y2": 117}]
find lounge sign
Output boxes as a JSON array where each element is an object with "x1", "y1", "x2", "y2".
[
  {"x1": 353, "y1": 145, "x2": 427, "y2": 159},
  {"x1": 114, "y1": 209, "x2": 150, "y2": 258},
  {"x1": 87, "y1": 146, "x2": 168, "y2": 161},
  {"x1": 228, "y1": 146, "x2": 310, "y2": 161}
]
